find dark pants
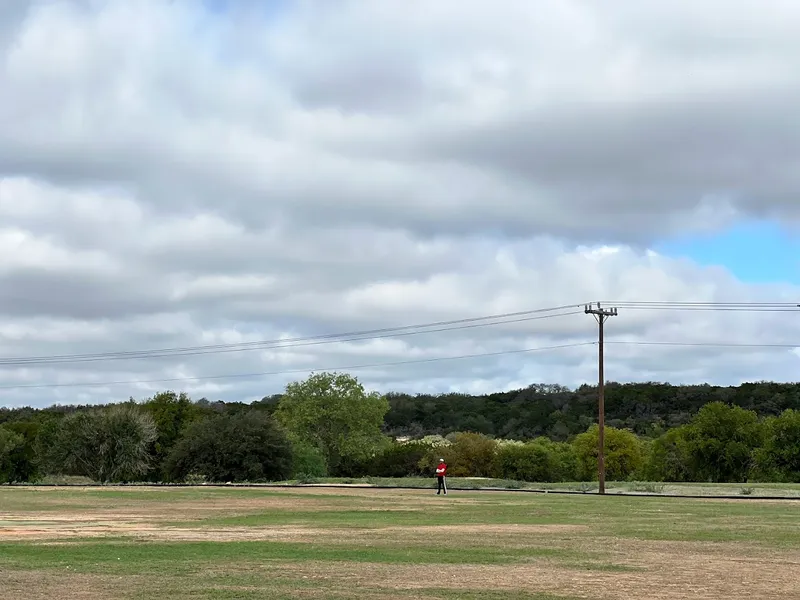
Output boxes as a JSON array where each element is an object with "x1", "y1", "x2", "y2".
[{"x1": 436, "y1": 476, "x2": 447, "y2": 494}]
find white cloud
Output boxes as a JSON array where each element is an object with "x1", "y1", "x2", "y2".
[{"x1": 0, "y1": 1, "x2": 799, "y2": 408}]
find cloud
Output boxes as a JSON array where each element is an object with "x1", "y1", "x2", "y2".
[{"x1": 0, "y1": 1, "x2": 799, "y2": 408}]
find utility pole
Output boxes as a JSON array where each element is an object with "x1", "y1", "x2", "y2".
[{"x1": 584, "y1": 302, "x2": 617, "y2": 495}]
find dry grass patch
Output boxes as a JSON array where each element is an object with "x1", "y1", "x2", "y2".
[
  {"x1": 262, "y1": 552, "x2": 800, "y2": 600},
  {"x1": 0, "y1": 570, "x2": 118, "y2": 600}
]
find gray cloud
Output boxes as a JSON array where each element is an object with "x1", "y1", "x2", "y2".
[{"x1": 0, "y1": 1, "x2": 799, "y2": 408}]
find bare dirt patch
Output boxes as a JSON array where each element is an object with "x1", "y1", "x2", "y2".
[
  {"x1": 0, "y1": 517, "x2": 588, "y2": 543},
  {"x1": 0, "y1": 570, "x2": 115, "y2": 600},
  {"x1": 263, "y1": 551, "x2": 800, "y2": 600},
  {"x1": 0, "y1": 488, "x2": 450, "y2": 542}
]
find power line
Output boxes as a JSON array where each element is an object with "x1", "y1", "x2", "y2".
[
  {"x1": 1, "y1": 300, "x2": 796, "y2": 367},
  {"x1": 620, "y1": 307, "x2": 798, "y2": 313},
  {"x1": 607, "y1": 340, "x2": 800, "y2": 349},
  {"x1": 604, "y1": 301, "x2": 800, "y2": 313},
  {"x1": 0, "y1": 304, "x2": 584, "y2": 367},
  {"x1": 2, "y1": 336, "x2": 799, "y2": 392},
  {"x1": 0, "y1": 341, "x2": 597, "y2": 390},
  {"x1": 606, "y1": 301, "x2": 799, "y2": 305}
]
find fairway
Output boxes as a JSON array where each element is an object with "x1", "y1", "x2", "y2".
[{"x1": 0, "y1": 487, "x2": 799, "y2": 599}]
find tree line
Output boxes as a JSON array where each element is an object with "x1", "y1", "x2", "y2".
[{"x1": 0, "y1": 375, "x2": 799, "y2": 484}]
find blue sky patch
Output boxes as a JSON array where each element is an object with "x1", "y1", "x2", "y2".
[
  {"x1": 203, "y1": 0, "x2": 290, "y2": 18},
  {"x1": 655, "y1": 220, "x2": 800, "y2": 284}
]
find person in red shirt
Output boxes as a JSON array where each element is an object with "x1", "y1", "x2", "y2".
[{"x1": 435, "y1": 458, "x2": 447, "y2": 495}]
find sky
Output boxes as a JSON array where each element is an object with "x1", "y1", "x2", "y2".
[{"x1": 1, "y1": 0, "x2": 800, "y2": 408}]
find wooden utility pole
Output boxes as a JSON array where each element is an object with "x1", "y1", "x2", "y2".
[{"x1": 584, "y1": 302, "x2": 617, "y2": 495}]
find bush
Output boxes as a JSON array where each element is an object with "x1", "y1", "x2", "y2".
[
  {"x1": 0, "y1": 427, "x2": 25, "y2": 483},
  {"x1": 431, "y1": 432, "x2": 497, "y2": 477},
  {"x1": 642, "y1": 426, "x2": 692, "y2": 482},
  {"x1": 419, "y1": 435, "x2": 451, "y2": 448},
  {"x1": 681, "y1": 402, "x2": 763, "y2": 483},
  {"x1": 369, "y1": 441, "x2": 429, "y2": 478},
  {"x1": 296, "y1": 473, "x2": 320, "y2": 484},
  {"x1": 38, "y1": 406, "x2": 157, "y2": 483},
  {"x1": 628, "y1": 482, "x2": 666, "y2": 493},
  {"x1": 289, "y1": 439, "x2": 328, "y2": 479},
  {"x1": 494, "y1": 437, "x2": 577, "y2": 482},
  {"x1": 1, "y1": 422, "x2": 40, "y2": 482},
  {"x1": 751, "y1": 409, "x2": 800, "y2": 482},
  {"x1": 165, "y1": 410, "x2": 293, "y2": 483},
  {"x1": 572, "y1": 424, "x2": 644, "y2": 481}
]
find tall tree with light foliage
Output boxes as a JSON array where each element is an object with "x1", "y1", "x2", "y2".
[{"x1": 275, "y1": 372, "x2": 390, "y2": 474}]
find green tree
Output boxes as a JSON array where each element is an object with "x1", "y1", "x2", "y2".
[
  {"x1": 369, "y1": 441, "x2": 429, "y2": 478},
  {"x1": 751, "y1": 409, "x2": 800, "y2": 482},
  {"x1": 164, "y1": 410, "x2": 293, "y2": 482},
  {"x1": 39, "y1": 406, "x2": 157, "y2": 483},
  {"x1": 682, "y1": 402, "x2": 763, "y2": 482},
  {"x1": 573, "y1": 424, "x2": 645, "y2": 481},
  {"x1": 141, "y1": 391, "x2": 204, "y2": 479},
  {"x1": 494, "y1": 437, "x2": 578, "y2": 482},
  {"x1": 288, "y1": 436, "x2": 328, "y2": 479},
  {"x1": 274, "y1": 372, "x2": 390, "y2": 474},
  {"x1": 2, "y1": 421, "x2": 40, "y2": 482},
  {"x1": 643, "y1": 426, "x2": 692, "y2": 481},
  {"x1": 0, "y1": 426, "x2": 25, "y2": 483},
  {"x1": 435, "y1": 432, "x2": 497, "y2": 477}
]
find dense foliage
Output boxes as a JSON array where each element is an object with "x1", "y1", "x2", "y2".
[
  {"x1": 274, "y1": 372, "x2": 390, "y2": 474},
  {"x1": 37, "y1": 405, "x2": 157, "y2": 483},
  {"x1": 2, "y1": 377, "x2": 800, "y2": 484},
  {"x1": 164, "y1": 410, "x2": 293, "y2": 483}
]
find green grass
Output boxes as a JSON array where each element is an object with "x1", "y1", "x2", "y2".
[
  {"x1": 1, "y1": 486, "x2": 799, "y2": 598},
  {"x1": 154, "y1": 490, "x2": 800, "y2": 546},
  {"x1": 0, "y1": 540, "x2": 583, "y2": 574},
  {"x1": 17, "y1": 476, "x2": 800, "y2": 497}
]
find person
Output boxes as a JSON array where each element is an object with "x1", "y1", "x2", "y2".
[{"x1": 435, "y1": 458, "x2": 447, "y2": 495}]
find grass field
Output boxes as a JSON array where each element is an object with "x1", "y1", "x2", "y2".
[
  {"x1": 269, "y1": 477, "x2": 800, "y2": 497},
  {"x1": 1, "y1": 486, "x2": 799, "y2": 599}
]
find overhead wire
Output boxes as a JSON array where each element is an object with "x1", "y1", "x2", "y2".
[
  {"x1": 603, "y1": 301, "x2": 800, "y2": 313},
  {"x1": 4, "y1": 338, "x2": 800, "y2": 392},
  {"x1": 0, "y1": 304, "x2": 584, "y2": 367},
  {"x1": 0, "y1": 341, "x2": 597, "y2": 390},
  {"x1": 2, "y1": 299, "x2": 799, "y2": 391},
  {"x1": 606, "y1": 340, "x2": 800, "y2": 349}
]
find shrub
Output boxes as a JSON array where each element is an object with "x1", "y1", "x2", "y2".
[
  {"x1": 751, "y1": 409, "x2": 800, "y2": 482},
  {"x1": 369, "y1": 441, "x2": 429, "y2": 477},
  {"x1": 429, "y1": 432, "x2": 497, "y2": 477},
  {"x1": 572, "y1": 424, "x2": 644, "y2": 481},
  {"x1": 681, "y1": 402, "x2": 763, "y2": 483},
  {"x1": 0, "y1": 427, "x2": 25, "y2": 484},
  {"x1": 642, "y1": 426, "x2": 692, "y2": 482},
  {"x1": 418, "y1": 434, "x2": 451, "y2": 448},
  {"x1": 165, "y1": 410, "x2": 293, "y2": 483},
  {"x1": 296, "y1": 473, "x2": 320, "y2": 484},
  {"x1": 1, "y1": 421, "x2": 40, "y2": 483},
  {"x1": 494, "y1": 438, "x2": 525, "y2": 448},
  {"x1": 38, "y1": 406, "x2": 157, "y2": 483},
  {"x1": 494, "y1": 437, "x2": 578, "y2": 482},
  {"x1": 628, "y1": 482, "x2": 666, "y2": 493},
  {"x1": 289, "y1": 439, "x2": 328, "y2": 479}
]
